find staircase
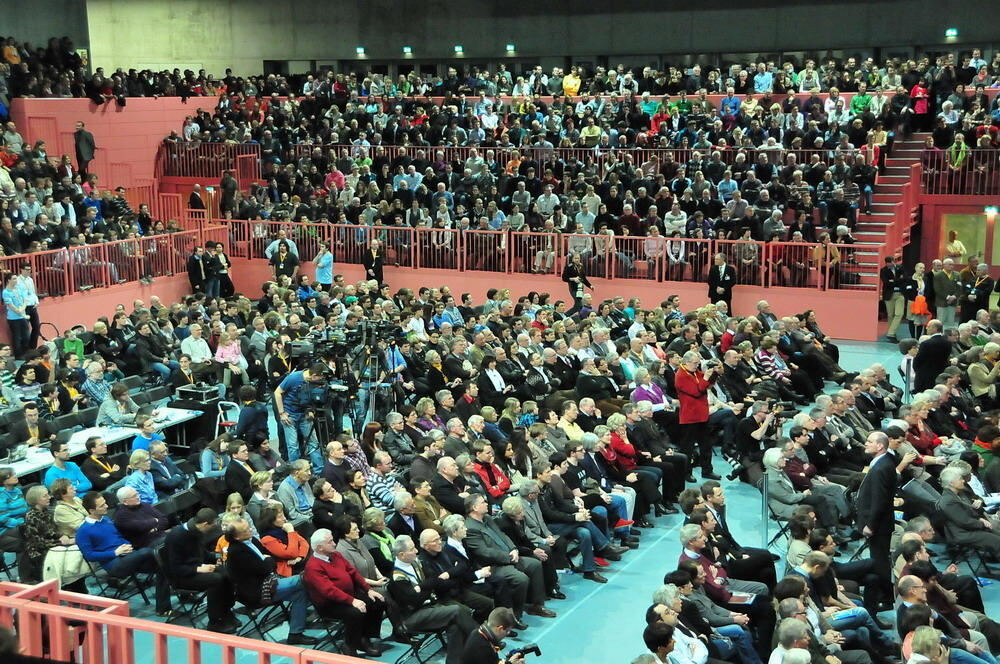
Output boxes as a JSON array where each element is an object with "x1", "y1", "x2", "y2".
[{"x1": 848, "y1": 132, "x2": 926, "y2": 287}]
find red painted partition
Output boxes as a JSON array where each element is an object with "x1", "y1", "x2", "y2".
[
  {"x1": 10, "y1": 98, "x2": 201, "y2": 188},
  {"x1": 0, "y1": 273, "x2": 193, "y2": 345},
  {"x1": 0, "y1": 580, "x2": 361, "y2": 664},
  {"x1": 230, "y1": 258, "x2": 879, "y2": 340}
]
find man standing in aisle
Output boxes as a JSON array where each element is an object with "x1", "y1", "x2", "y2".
[
  {"x1": 273, "y1": 361, "x2": 326, "y2": 468},
  {"x1": 74, "y1": 121, "x2": 96, "y2": 178},
  {"x1": 707, "y1": 253, "x2": 736, "y2": 314},
  {"x1": 879, "y1": 255, "x2": 905, "y2": 343},
  {"x1": 854, "y1": 431, "x2": 896, "y2": 598}
]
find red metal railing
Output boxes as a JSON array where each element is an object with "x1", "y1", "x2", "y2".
[
  {"x1": 0, "y1": 229, "x2": 210, "y2": 296},
  {"x1": 0, "y1": 580, "x2": 359, "y2": 664},
  {"x1": 920, "y1": 148, "x2": 999, "y2": 195},
  {"x1": 160, "y1": 142, "x2": 261, "y2": 179},
  {"x1": 225, "y1": 219, "x2": 875, "y2": 291}
]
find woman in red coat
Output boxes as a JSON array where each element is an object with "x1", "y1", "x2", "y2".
[{"x1": 674, "y1": 350, "x2": 721, "y2": 479}]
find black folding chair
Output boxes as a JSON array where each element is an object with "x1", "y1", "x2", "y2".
[{"x1": 152, "y1": 545, "x2": 208, "y2": 627}]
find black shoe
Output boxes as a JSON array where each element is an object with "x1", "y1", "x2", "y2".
[
  {"x1": 287, "y1": 633, "x2": 318, "y2": 646},
  {"x1": 621, "y1": 540, "x2": 639, "y2": 549},
  {"x1": 875, "y1": 616, "x2": 894, "y2": 630},
  {"x1": 653, "y1": 504, "x2": 668, "y2": 517},
  {"x1": 702, "y1": 470, "x2": 722, "y2": 480},
  {"x1": 548, "y1": 590, "x2": 567, "y2": 600},
  {"x1": 599, "y1": 550, "x2": 622, "y2": 561},
  {"x1": 524, "y1": 605, "x2": 556, "y2": 618},
  {"x1": 606, "y1": 544, "x2": 629, "y2": 555},
  {"x1": 584, "y1": 571, "x2": 608, "y2": 583},
  {"x1": 221, "y1": 615, "x2": 241, "y2": 631},
  {"x1": 634, "y1": 518, "x2": 652, "y2": 528},
  {"x1": 684, "y1": 475, "x2": 697, "y2": 483},
  {"x1": 207, "y1": 620, "x2": 236, "y2": 634},
  {"x1": 390, "y1": 630, "x2": 417, "y2": 645},
  {"x1": 359, "y1": 638, "x2": 383, "y2": 656},
  {"x1": 630, "y1": 528, "x2": 641, "y2": 537},
  {"x1": 513, "y1": 617, "x2": 529, "y2": 630},
  {"x1": 660, "y1": 504, "x2": 679, "y2": 515}
]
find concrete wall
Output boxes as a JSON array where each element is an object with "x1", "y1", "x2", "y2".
[
  {"x1": 5, "y1": 0, "x2": 89, "y2": 51},
  {"x1": 83, "y1": 0, "x2": 992, "y2": 76}
]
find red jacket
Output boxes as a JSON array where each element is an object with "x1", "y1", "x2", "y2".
[
  {"x1": 303, "y1": 552, "x2": 370, "y2": 607},
  {"x1": 674, "y1": 366, "x2": 713, "y2": 424},
  {"x1": 609, "y1": 432, "x2": 639, "y2": 471},
  {"x1": 473, "y1": 461, "x2": 512, "y2": 499}
]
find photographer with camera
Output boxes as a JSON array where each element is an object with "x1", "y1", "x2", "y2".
[
  {"x1": 675, "y1": 351, "x2": 721, "y2": 480},
  {"x1": 734, "y1": 401, "x2": 782, "y2": 485},
  {"x1": 462, "y1": 607, "x2": 540, "y2": 664},
  {"x1": 273, "y1": 361, "x2": 328, "y2": 469}
]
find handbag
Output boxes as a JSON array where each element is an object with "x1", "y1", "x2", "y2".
[{"x1": 910, "y1": 294, "x2": 930, "y2": 315}]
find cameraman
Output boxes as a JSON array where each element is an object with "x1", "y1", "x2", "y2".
[
  {"x1": 734, "y1": 401, "x2": 781, "y2": 485},
  {"x1": 462, "y1": 607, "x2": 526, "y2": 664},
  {"x1": 274, "y1": 361, "x2": 327, "y2": 469}
]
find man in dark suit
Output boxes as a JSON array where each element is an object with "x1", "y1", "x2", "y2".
[
  {"x1": 700, "y1": 480, "x2": 777, "y2": 588},
  {"x1": 223, "y1": 518, "x2": 316, "y2": 645},
  {"x1": 9, "y1": 402, "x2": 56, "y2": 449},
  {"x1": 419, "y1": 526, "x2": 495, "y2": 622},
  {"x1": 880, "y1": 255, "x2": 905, "y2": 342},
  {"x1": 362, "y1": 238, "x2": 385, "y2": 285},
  {"x1": 462, "y1": 494, "x2": 554, "y2": 627},
  {"x1": 963, "y1": 263, "x2": 994, "y2": 323},
  {"x1": 707, "y1": 252, "x2": 737, "y2": 313},
  {"x1": 188, "y1": 184, "x2": 206, "y2": 210},
  {"x1": 162, "y1": 509, "x2": 237, "y2": 632},
  {"x1": 223, "y1": 441, "x2": 254, "y2": 500},
  {"x1": 149, "y1": 441, "x2": 189, "y2": 496},
  {"x1": 912, "y1": 319, "x2": 952, "y2": 391},
  {"x1": 74, "y1": 121, "x2": 96, "y2": 178},
  {"x1": 387, "y1": 492, "x2": 419, "y2": 538},
  {"x1": 854, "y1": 431, "x2": 897, "y2": 596}
]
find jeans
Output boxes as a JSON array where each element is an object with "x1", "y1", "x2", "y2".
[
  {"x1": 204, "y1": 277, "x2": 220, "y2": 298},
  {"x1": 150, "y1": 360, "x2": 180, "y2": 382},
  {"x1": 826, "y1": 607, "x2": 894, "y2": 648},
  {"x1": 549, "y1": 520, "x2": 610, "y2": 573},
  {"x1": 275, "y1": 575, "x2": 309, "y2": 634},
  {"x1": 608, "y1": 494, "x2": 628, "y2": 526},
  {"x1": 861, "y1": 185, "x2": 873, "y2": 212},
  {"x1": 952, "y1": 648, "x2": 998, "y2": 664},
  {"x1": 716, "y1": 624, "x2": 763, "y2": 664},
  {"x1": 281, "y1": 413, "x2": 323, "y2": 469}
]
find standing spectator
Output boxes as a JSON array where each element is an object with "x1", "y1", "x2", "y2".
[
  {"x1": 880, "y1": 255, "x2": 905, "y2": 342},
  {"x1": 674, "y1": 351, "x2": 721, "y2": 480},
  {"x1": 854, "y1": 432, "x2": 896, "y2": 598},
  {"x1": 2, "y1": 273, "x2": 28, "y2": 358},
  {"x1": 362, "y1": 238, "x2": 385, "y2": 285},
  {"x1": 706, "y1": 253, "x2": 736, "y2": 313},
  {"x1": 73, "y1": 121, "x2": 96, "y2": 178},
  {"x1": 15, "y1": 264, "x2": 40, "y2": 350}
]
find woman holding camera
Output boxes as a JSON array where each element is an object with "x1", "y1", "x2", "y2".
[{"x1": 674, "y1": 351, "x2": 721, "y2": 480}]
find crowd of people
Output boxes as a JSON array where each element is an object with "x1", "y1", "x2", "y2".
[
  {"x1": 2, "y1": 35, "x2": 1000, "y2": 664},
  {"x1": 0, "y1": 239, "x2": 994, "y2": 663}
]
